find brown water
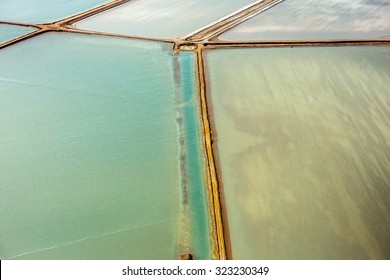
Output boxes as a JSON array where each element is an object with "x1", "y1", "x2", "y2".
[{"x1": 206, "y1": 46, "x2": 390, "y2": 259}]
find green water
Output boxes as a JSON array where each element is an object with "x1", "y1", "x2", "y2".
[
  {"x1": 75, "y1": 0, "x2": 254, "y2": 39},
  {"x1": 0, "y1": 24, "x2": 37, "y2": 45},
  {"x1": 206, "y1": 47, "x2": 390, "y2": 259},
  {"x1": 221, "y1": 0, "x2": 390, "y2": 40},
  {"x1": 0, "y1": 0, "x2": 111, "y2": 23},
  {"x1": 0, "y1": 33, "x2": 211, "y2": 259}
]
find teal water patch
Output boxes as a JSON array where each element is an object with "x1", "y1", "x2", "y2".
[
  {"x1": 0, "y1": 0, "x2": 111, "y2": 24},
  {"x1": 178, "y1": 52, "x2": 212, "y2": 259},
  {"x1": 75, "y1": 0, "x2": 254, "y2": 39},
  {"x1": 220, "y1": 0, "x2": 390, "y2": 40},
  {"x1": 0, "y1": 24, "x2": 37, "y2": 45},
  {"x1": 0, "y1": 32, "x2": 207, "y2": 259}
]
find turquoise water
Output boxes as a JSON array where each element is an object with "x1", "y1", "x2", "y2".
[
  {"x1": 0, "y1": 24, "x2": 37, "y2": 45},
  {"x1": 178, "y1": 53, "x2": 212, "y2": 259},
  {"x1": 0, "y1": 0, "x2": 111, "y2": 23},
  {"x1": 206, "y1": 47, "x2": 390, "y2": 259},
  {"x1": 221, "y1": 0, "x2": 390, "y2": 40},
  {"x1": 0, "y1": 33, "x2": 211, "y2": 259},
  {"x1": 75, "y1": 0, "x2": 254, "y2": 39}
]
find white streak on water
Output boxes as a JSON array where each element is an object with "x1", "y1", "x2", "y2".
[{"x1": 8, "y1": 219, "x2": 173, "y2": 259}]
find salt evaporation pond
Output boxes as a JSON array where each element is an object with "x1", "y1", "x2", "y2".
[
  {"x1": 220, "y1": 0, "x2": 390, "y2": 40},
  {"x1": 0, "y1": 0, "x2": 111, "y2": 23},
  {"x1": 1, "y1": 0, "x2": 389, "y2": 261},
  {"x1": 0, "y1": 33, "x2": 211, "y2": 259},
  {"x1": 206, "y1": 46, "x2": 390, "y2": 259},
  {"x1": 0, "y1": 24, "x2": 37, "y2": 45},
  {"x1": 75, "y1": 0, "x2": 254, "y2": 39}
]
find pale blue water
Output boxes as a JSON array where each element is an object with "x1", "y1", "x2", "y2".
[
  {"x1": 0, "y1": 0, "x2": 111, "y2": 23},
  {"x1": 221, "y1": 0, "x2": 390, "y2": 40},
  {"x1": 75, "y1": 0, "x2": 254, "y2": 39},
  {"x1": 0, "y1": 33, "x2": 211, "y2": 259},
  {"x1": 0, "y1": 24, "x2": 37, "y2": 45}
]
